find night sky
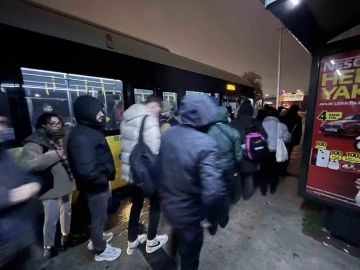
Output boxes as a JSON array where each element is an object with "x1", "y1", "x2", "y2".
[{"x1": 34, "y1": 0, "x2": 312, "y2": 95}]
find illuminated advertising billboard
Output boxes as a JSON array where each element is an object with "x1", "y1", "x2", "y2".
[{"x1": 305, "y1": 49, "x2": 360, "y2": 210}]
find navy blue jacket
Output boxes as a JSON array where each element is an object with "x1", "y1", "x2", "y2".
[
  {"x1": 0, "y1": 146, "x2": 37, "y2": 266},
  {"x1": 159, "y1": 94, "x2": 225, "y2": 229}
]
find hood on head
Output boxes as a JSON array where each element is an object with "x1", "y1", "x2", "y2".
[
  {"x1": 122, "y1": 104, "x2": 152, "y2": 121},
  {"x1": 179, "y1": 94, "x2": 217, "y2": 127},
  {"x1": 263, "y1": 116, "x2": 279, "y2": 122},
  {"x1": 216, "y1": 106, "x2": 229, "y2": 123},
  {"x1": 238, "y1": 100, "x2": 254, "y2": 117},
  {"x1": 74, "y1": 96, "x2": 104, "y2": 126}
]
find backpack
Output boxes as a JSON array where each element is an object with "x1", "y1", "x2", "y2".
[
  {"x1": 243, "y1": 123, "x2": 268, "y2": 160},
  {"x1": 129, "y1": 115, "x2": 157, "y2": 196}
]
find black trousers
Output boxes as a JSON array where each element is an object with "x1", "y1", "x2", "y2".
[
  {"x1": 260, "y1": 152, "x2": 279, "y2": 193},
  {"x1": 128, "y1": 185, "x2": 160, "y2": 242},
  {"x1": 172, "y1": 225, "x2": 204, "y2": 270},
  {"x1": 86, "y1": 187, "x2": 110, "y2": 253},
  {"x1": 280, "y1": 143, "x2": 295, "y2": 176},
  {"x1": 219, "y1": 168, "x2": 233, "y2": 227}
]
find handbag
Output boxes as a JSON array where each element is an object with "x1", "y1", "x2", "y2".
[{"x1": 276, "y1": 123, "x2": 288, "y2": 163}]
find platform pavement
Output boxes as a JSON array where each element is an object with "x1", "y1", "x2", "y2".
[{"x1": 47, "y1": 145, "x2": 360, "y2": 270}]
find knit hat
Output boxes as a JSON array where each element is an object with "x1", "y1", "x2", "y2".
[{"x1": 161, "y1": 101, "x2": 173, "y2": 113}]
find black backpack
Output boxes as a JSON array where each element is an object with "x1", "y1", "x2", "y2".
[
  {"x1": 243, "y1": 123, "x2": 268, "y2": 161},
  {"x1": 129, "y1": 115, "x2": 157, "y2": 196}
]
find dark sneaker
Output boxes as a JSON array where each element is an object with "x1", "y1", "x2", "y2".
[
  {"x1": 43, "y1": 248, "x2": 52, "y2": 259},
  {"x1": 61, "y1": 235, "x2": 69, "y2": 247}
]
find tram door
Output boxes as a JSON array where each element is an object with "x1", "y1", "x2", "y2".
[
  {"x1": 222, "y1": 95, "x2": 239, "y2": 118},
  {"x1": 134, "y1": 88, "x2": 153, "y2": 104}
]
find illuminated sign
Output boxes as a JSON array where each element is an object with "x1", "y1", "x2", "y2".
[
  {"x1": 226, "y1": 84, "x2": 236, "y2": 91},
  {"x1": 282, "y1": 94, "x2": 304, "y2": 101}
]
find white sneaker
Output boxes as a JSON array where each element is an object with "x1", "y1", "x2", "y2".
[
  {"x1": 146, "y1": 234, "x2": 168, "y2": 254},
  {"x1": 95, "y1": 244, "x2": 122, "y2": 262},
  {"x1": 126, "y1": 234, "x2": 147, "y2": 255},
  {"x1": 87, "y1": 232, "x2": 114, "y2": 251}
]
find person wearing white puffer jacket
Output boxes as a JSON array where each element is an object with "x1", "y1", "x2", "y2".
[
  {"x1": 120, "y1": 95, "x2": 168, "y2": 256},
  {"x1": 260, "y1": 107, "x2": 291, "y2": 196}
]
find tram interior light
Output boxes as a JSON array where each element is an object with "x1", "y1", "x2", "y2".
[
  {"x1": 330, "y1": 60, "x2": 335, "y2": 65},
  {"x1": 290, "y1": 0, "x2": 299, "y2": 6},
  {"x1": 336, "y1": 69, "x2": 342, "y2": 76}
]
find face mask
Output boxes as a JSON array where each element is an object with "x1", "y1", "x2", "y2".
[
  {"x1": 46, "y1": 127, "x2": 66, "y2": 139},
  {"x1": 0, "y1": 127, "x2": 15, "y2": 143}
]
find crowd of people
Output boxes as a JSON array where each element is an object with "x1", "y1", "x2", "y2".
[{"x1": 0, "y1": 94, "x2": 303, "y2": 269}]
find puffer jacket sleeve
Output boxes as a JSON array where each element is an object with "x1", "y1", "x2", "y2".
[
  {"x1": 198, "y1": 139, "x2": 226, "y2": 215},
  {"x1": 233, "y1": 130, "x2": 243, "y2": 164},
  {"x1": 280, "y1": 123, "x2": 291, "y2": 143},
  {"x1": 22, "y1": 142, "x2": 61, "y2": 172},
  {"x1": 143, "y1": 115, "x2": 161, "y2": 155},
  {"x1": 67, "y1": 134, "x2": 100, "y2": 183}
]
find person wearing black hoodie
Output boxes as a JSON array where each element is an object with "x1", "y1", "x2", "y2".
[
  {"x1": 230, "y1": 100, "x2": 267, "y2": 201},
  {"x1": 67, "y1": 96, "x2": 121, "y2": 262},
  {"x1": 281, "y1": 105, "x2": 302, "y2": 175}
]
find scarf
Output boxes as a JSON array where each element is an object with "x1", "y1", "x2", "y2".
[
  {"x1": 39, "y1": 128, "x2": 74, "y2": 181},
  {"x1": 53, "y1": 137, "x2": 74, "y2": 181}
]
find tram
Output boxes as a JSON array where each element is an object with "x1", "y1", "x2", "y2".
[{"x1": 0, "y1": 1, "x2": 254, "y2": 195}]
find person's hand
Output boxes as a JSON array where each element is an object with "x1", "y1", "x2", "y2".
[
  {"x1": 9, "y1": 182, "x2": 41, "y2": 204},
  {"x1": 200, "y1": 219, "x2": 211, "y2": 228},
  {"x1": 356, "y1": 178, "x2": 360, "y2": 191},
  {"x1": 49, "y1": 149, "x2": 64, "y2": 159},
  {"x1": 56, "y1": 149, "x2": 65, "y2": 158}
]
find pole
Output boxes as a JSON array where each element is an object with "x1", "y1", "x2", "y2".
[{"x1": 276, "y1": 24, "x2": 282, "y2": 108}]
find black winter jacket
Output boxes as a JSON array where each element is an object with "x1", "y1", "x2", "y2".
[
  {"x1": 67, "y1": 96, "x2": 115, "y2": 193},
  {"x1": 281, "y1": 113, "x2": 302, "y2": 146}
]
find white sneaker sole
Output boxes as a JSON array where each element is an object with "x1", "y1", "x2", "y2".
[
  {"x1": 88, "y1": 233, "x2": 114, "y2": 251},
  {"x1": 126, "y1": 235, "x2": 147, "y2": 256},
  {"x1": 94, "y1": 250, "x2": 122, "y2": 262},
  {"x1": 146, "y1": 236, "x2": 169, "y2": 254}
]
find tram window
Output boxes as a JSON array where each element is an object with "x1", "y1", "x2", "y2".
[
  {"x1": 163, "y1": 92, "x2": 177, "y2": 110},
  {"x1": 186, "y1": 91, "x2": 219, "y2": 106},
  {"x1": 21, "y1": 68, "x2": 123, "y2": 131},
  {"x1": 186, "y1": 90, "x2": 211, "y2": 96},
  {"x1": 134, "y1": 89, "x2": 153, "y2": 104}
]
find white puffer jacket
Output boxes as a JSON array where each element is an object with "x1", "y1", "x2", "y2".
[
  {"x1": 120, "y1": 104, "x2": 160, "y2": 182},
  {"x1": 262, "y1": 116, "x2": 291, "y2": 152}
]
